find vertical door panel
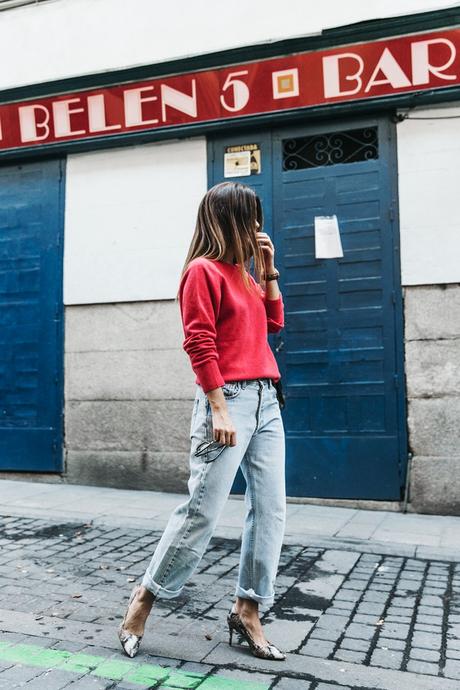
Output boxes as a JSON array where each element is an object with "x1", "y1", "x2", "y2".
[
  {"x1": 272, "y1": 117, "x2": 407, "y2": 499},
  {"x1": 0, "y1": 159, "x2": 65, "y2": 471}
]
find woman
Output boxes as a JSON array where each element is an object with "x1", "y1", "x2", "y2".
[{"x1": 118, "y1": 181, "x2": 287, "y2": 661}]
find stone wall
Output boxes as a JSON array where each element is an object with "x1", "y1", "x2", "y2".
[
  {"x1": 404, "y1": 284, "x2": 460, "y2": 515},
  {"x1": 64, "y1": 300, "x2": 194, "y2": 493},
  {"x1": 63, "y1": 287, "x2": 460, "y2": 514}
]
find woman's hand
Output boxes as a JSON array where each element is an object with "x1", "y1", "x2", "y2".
[
  {"x1": 256, "y1": 231, "x2": 276, "y2": 272},
  {"x1": 206, "y1": 388, "x2": 237, "y2": 446},
  {"x1": 256, "y1": 231, "x2": 280, "y2": 300}
]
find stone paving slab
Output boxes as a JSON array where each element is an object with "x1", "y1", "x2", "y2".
[{"x1": 0, "y1": 513, "x2": 460, "y2": 689}]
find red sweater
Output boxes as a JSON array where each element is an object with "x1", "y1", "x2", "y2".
[{"x1": 178, "y1": 257, "x2": 284, "y2": 393}]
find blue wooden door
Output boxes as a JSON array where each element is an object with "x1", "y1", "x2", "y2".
[
  {"x1": 208, "y1": 116, "x2": 407, "y2": 500},
  {"x1": 0, "y1": 159, "x2": 65, "y2": 471},
  {"x1": 272, "y1": 117, "x2": 407, "y2": 499}
]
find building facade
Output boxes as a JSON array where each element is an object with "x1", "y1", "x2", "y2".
[{"x1": 0, "y1": 0, "x2": 459, "y2": 514}]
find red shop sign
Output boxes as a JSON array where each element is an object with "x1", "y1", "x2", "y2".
[{"x1": 1, "y1": 27, "x2": 459, "y2": 151}]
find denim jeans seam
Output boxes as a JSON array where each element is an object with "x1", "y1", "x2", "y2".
[
  {"x1": 205, "y1": 395, "x2": 211, "y2": 434},
  {"x1": 189, "y1": 397, "x2": 199, "y2": 437},
  {"x1": 254, "y1": 381, "x2": 263, "y2": 432},
  {"x1": 154, "y1": 460, "x2": 210, "y2": 589},
  {"x1": 245, "y1": 457, "x2": 256, "y2": 595}
]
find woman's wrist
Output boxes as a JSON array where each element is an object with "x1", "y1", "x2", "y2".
[
  {"x1": 263, "y1": 266, "x2": 279, "y2": 281},
  {"x1": 207, "y1": 387, "x2": 226, "y2": 411}
]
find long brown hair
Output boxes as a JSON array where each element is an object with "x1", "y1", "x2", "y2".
[{"x1": 175, "y1": 181, "x2": 266, "y2": 300}]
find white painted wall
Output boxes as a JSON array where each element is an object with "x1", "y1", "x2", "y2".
[
  {"x1": 63, "y1": 99, "x2": 460, "y2": 305},
  {"x1": 397, "y1": 102, "x2": 460, "y2": 285},
  {"x1": 63, "y1": 137, "x2": 207, "y2": 304},
  {"x1": 0, "y1": 0, "x2": 456, "y2": 90}
]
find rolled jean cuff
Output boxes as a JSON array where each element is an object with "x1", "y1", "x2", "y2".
[
  {"x1": 141, "y1": 572, "x2": 183, "y2": 599},
  {"x1": 235, "y1": 585, "x2": 274, "y2": 606}
]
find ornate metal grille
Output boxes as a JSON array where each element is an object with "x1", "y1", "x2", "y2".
[{"x1": 282, "y1": 126, "x2": 379, "y2": 171}]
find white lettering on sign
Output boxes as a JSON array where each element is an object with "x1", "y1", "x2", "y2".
[
  {"x1": 161, "y1": 80, "x2": 197, "y2": 122},
  {"x1": 364, "y1": 48, "x2": 412, "y2": 92},
  {"x1": 52, "y1": 98, "x2": 86, "y2": 138},
  {"x1": 323, "y1": 38, "x2": 457, "y2": 98},
  {"x1": 411, "y1": 38, "x2": 457, "y2": 85},
  {"x1": 124, "y1": 86, "x2": 159, "y2": 127},
  {"x1": 18, "y1": 104, "x2": 51, "y2": 142},
  {"x1": 87, "y1": 94, "x2": 122, "y2": 133},
  {"x1": 323, "y1": 53, "x2": 364, "y2": 98},
  {"x1": 220, "y1": 70, "x2": 250, "y2": 112}
]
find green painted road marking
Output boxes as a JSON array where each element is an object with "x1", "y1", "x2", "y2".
[
  {"x1": 0, "y1": 639, "x2": 270, "y2": 689},
  {"x1": 60, "y1": 651, "x2": 107, "y2": 674},
  {"x1": 0, "y1": 641, "x2": 72, "y2": 668}
]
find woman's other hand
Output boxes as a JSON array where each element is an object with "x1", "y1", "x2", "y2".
[
  {"x1": 256, "y1": 230, "x2": 276, "y2": 272},
  {"x1": 256, "y1": 231, "x2": 280, "y2": 301},
  {"x1": 206, "y1": 388, "x2": 237, "y2": 446}
]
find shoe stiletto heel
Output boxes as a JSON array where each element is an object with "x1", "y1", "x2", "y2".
[
  {"x1": 118, "y1": 583, "x2": 152, "y2": 658},
  {"x1": 226, "y1": 606, "x2": 286, "y2": 661}
]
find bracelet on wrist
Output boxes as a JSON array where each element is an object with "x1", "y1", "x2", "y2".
[{"x1": 263, "y1": 268, "x2": 280, "y2": 281}]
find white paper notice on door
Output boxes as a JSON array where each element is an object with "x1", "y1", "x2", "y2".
[
  {"x1": 224, "y1": 150, "x2": 251, "y2": 177},
  {"x1": 314, "y1": 215, "x2": 344, "y2": 258}
]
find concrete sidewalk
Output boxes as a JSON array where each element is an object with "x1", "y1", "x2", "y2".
[{"x1": 0, "y1": 479, "x2": 458, "y2": 561}]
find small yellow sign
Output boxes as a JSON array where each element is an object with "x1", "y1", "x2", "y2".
[{"x1": 224, "y1": 143, "x2": 261, "y2": 177}]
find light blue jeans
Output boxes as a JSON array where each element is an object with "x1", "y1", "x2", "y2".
[{"x1": 141, "y1": 377, "x2": 286, "y2": 607}]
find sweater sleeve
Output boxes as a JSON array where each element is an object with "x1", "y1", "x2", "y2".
[
  {"x1": 179, "y1": 260, "x2": 226, "y2": 394},
  {"x1": 249, "y1": 274, "x2": 285, "y2": 334},
  {"x1": 263, "y1": 291, "x2": 285, "y2": 333}
]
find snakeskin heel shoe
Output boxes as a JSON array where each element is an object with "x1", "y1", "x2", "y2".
[
  {"x1": 118, "y1": 583, "x2": 153, "y2": 658},
  {"x1": 227, "y1": 605, "x2": 286, "y2": 660}
]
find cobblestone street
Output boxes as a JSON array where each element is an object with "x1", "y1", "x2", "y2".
[{"x1": 0, "y1": 508, "x2": 459, "y2": 690}]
